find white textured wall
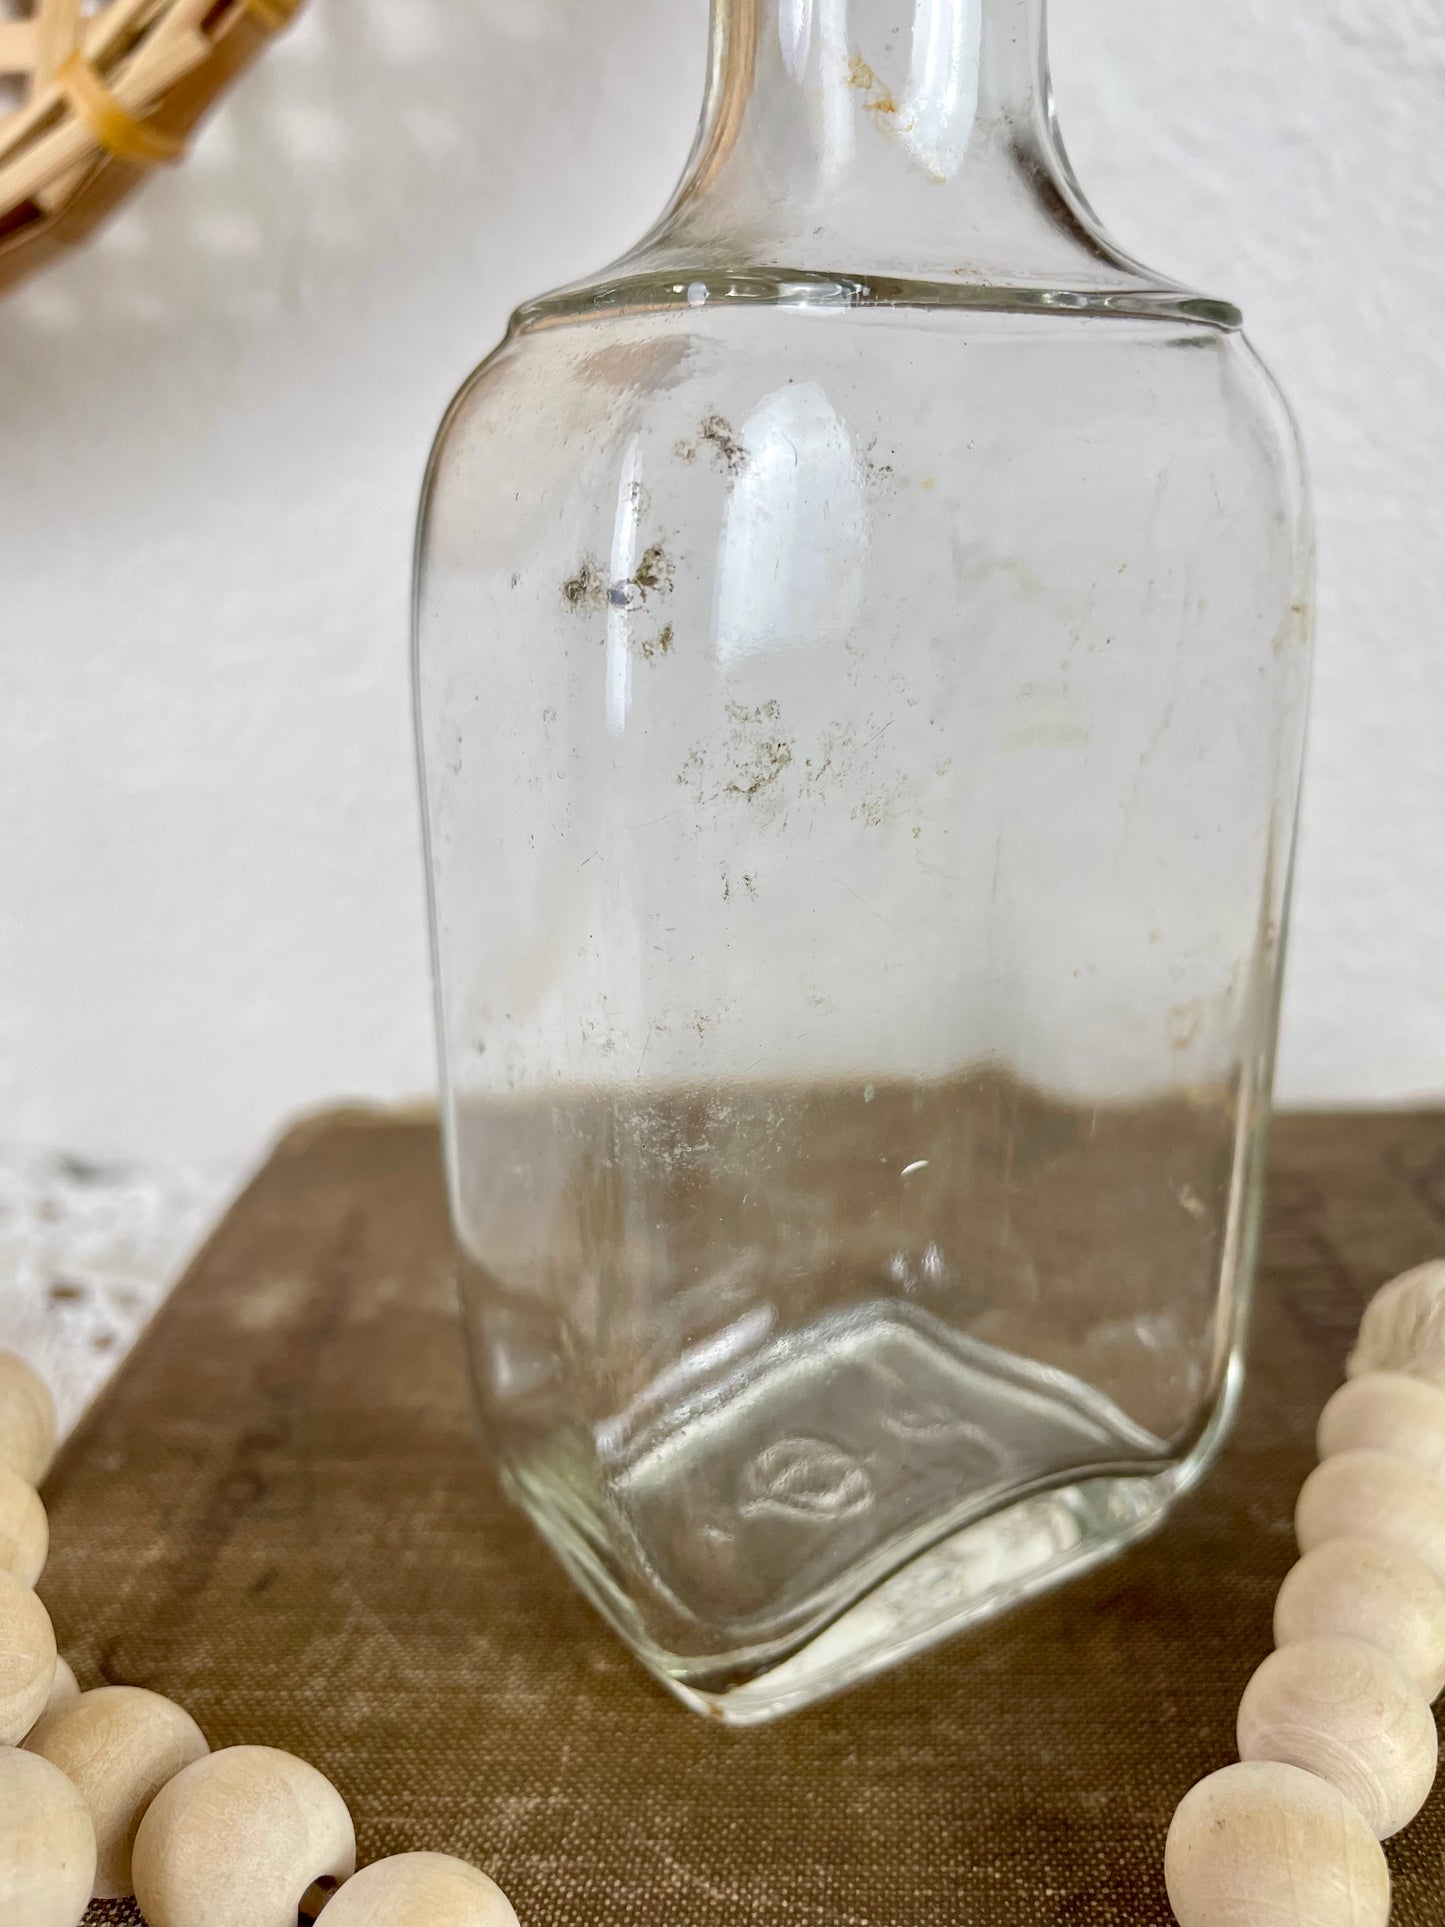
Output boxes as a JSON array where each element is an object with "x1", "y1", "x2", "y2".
[{"x1": 0, "y1": 0, "x2": 1440, "y2": 1163}]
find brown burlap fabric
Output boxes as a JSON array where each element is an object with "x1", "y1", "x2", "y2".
[{"x1": 46, "y1": 1109, "x2": 1445, "y2": 1927}]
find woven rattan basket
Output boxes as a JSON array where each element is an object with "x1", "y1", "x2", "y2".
[{"x1": 0, "y1": 0, "x2": 301, "y2": 293}]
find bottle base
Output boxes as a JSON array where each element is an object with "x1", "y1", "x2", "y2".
[
  {"x1": 520, "y1": 1361, "x2": 1236, "y2": 1725},
  {"x1": 661, "y1": 1466, "x2": 1183, "y2": 1724}
]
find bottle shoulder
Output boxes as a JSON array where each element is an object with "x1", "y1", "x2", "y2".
[
  {"x1": 434, "y1": 289, "x2": 1281, "y2": 459},
  {"x1": 511, "y1": 267, "x2": 1242, "y2": 336},
  {"x1": 508, "y1": 92, "x2": 1241, "y2": 339}
]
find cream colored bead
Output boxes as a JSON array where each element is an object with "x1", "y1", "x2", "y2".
[
  {"x1": 0, "y1": 1745, "x2": 97, "y2": 1927},
  {"x1": 25, "y1": 1686, "x2": 209, "y2": 1899},
  {"x1": 31, "y1": 1658, "x2": 79, "y2": 1731},
  {"x1": 0, "y1": 1572, "x2": 56, "y2": 1746},
  {"x1": 1296, "y1": 1447, "x2": 1445, "y2": 1585},
  {"x1": 1165, "y1": 1760, "x2": 1389, "y2": 1927},
  {"x1": 1276, "y1": 1536, "x2": 1445, "y2": 1700},
  {"x1": 0, "y1": 1355, "x2": 55, "y2": 1489},
  {"x1": 1237, "y1": 1635, "x2": 1436, "y2": 1838},
  {"x1": 318, "y1": 1853, "x2": 521, "y2": 1927},
  {"x1": 1349, "y1": 1259, "x2": 1445, "y2": 1388},
  {"x1": 132, "y1": 1744, "x2": 356, "y2": 1927},
  {"x1": 0, "y1": 1467, "x2": 47, "y2": 1589},
  {"x1": 1319, "y1": 1371, "x2": 1445, "y2": 1479}
]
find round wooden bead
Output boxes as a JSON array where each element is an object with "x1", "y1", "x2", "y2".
[
  {"x1": 318, "y1": 1853, "x2": 520, "y2": 1927},
  {"x1": 1276, "y1": 1536, "x2": 1445, "y2": 1700},
  {"x1": 1165, "y1": 1760, "x2": 1389, "y2": 1927},
  {"x1": 132, "y1": 1744, "x2": 356, "y2": 1927},
  {"x1": 0, "y1": 1572, "x2": 56, "y2": 1745},
  {"x1": 0, "y1": 1467, "x2": 47, "y2": 1589},
  {"x1": 1349, "y1": 1259, "x2": 1445, "y2": 1388},
  {"x1": 1237, "y1": 1635, "x2": 1436, "y2": 1839},
  {"x1": 1319, "y1": 1371, "x2": 1445, "y2": 1479},
  {"x1": 1296, "y1": 1447, "x2": 1445, "y2": 1586},
  {"x1": 0, "y1": 1355, "x2": 55, "y2": 1489},
  {"x1": 25, "y1": 1686, "x2": 209, "y2": 1899},
  {"x1": 0, "y1": 1745, "x2": 97, "y2": 1927}
]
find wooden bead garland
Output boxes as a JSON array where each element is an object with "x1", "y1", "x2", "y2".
[
  {"x1": 1275, "y1": 1536, "x2": 1445, "y2": 1701},
  {"x1": 132, "y1": 1744, "x2": 357, "y2": 1927},
  {"x1": 318, "y1": 1851, "x2": 523, "y2": 1926},
  {"x1": 0, "y1": 1354, "x2": 56, "y2": 1489},
  {"x1": 0, "y1": 1352, "x2": 525, "y2": 1927},
  {"x1": 25, "y1": 1685, "x2": 209, "y2": 1898},
  {"x1": 1167, "y1": 1255, "x2": 1445, "y2": 1925},
  {"x1": 0, "y1": 1745, "x2": 97, "y2": 1927},
  {"x1": 0, "y1": 1464, "x2": 48, "y2": 1589},
  {"x1": 0, "y1": 1570, "x2": 57, "y2": 1746},
  {"x1": 1319, "y1": 1370, "x2": 1445, "y2": 1479},
  {"x1": 1236, "y1": 1635, "x2": 1436, "y2": 1839},
  {"x1": 1349, "y1": 1259, "x2": 1445, "y2": 1387},
  {"x1": 1164, "y1": 1760, "x2": 1389, "y2": 1927},
  {"x1": 1297, "y1": 1446, "x2": 1445, "y2": 1585}
]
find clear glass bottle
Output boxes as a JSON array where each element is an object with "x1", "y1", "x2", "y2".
[{"x1": 414, "y1": 0, "x2": 1312, "y2": 1722}]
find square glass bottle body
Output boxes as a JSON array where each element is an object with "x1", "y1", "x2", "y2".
[{"x1": 416, "y1": 291, "x2": 1311, "y2": 1719}]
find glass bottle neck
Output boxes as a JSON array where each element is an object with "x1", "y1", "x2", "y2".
[
  {"x1": 622, "y1": 0, "x2": 1166, "y2": 297},
  {"x1": 703, "y1": 0, "x2": 1048, "y2": 192}
]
